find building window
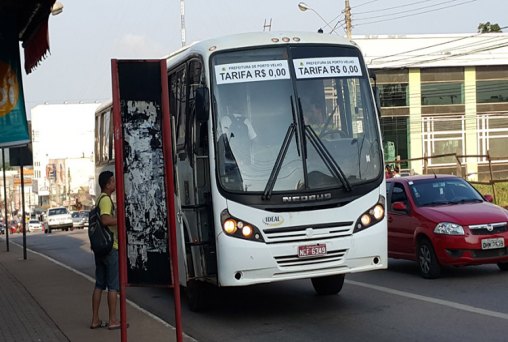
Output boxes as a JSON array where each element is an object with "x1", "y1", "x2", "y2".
[
  {"x1": 380, "y1": 116, "x2": 409, "y2": 168},
  {"x1": 421, "y1": 82, "x2": 464, "y2": 105},
  {"x1": 422, "y1": 115, "x2": 464, "y2": 165},
  {"x1": 379, "y1": 83, "x2": 409, "y2": 107},
  {"x1": 477, "y1": 114, "x2": 508, "y2": 162},
  {"x1": 477, "y1": 80, "x2": 508, "y2": 103}
]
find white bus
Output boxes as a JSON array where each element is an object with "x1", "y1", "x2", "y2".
[{"x1": 96, "y1": 31, "x2": 387, "y2": 310}]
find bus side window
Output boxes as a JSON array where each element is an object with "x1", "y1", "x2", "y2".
[
  {"x1": 101, "y1": 110, "x2": 110, "y2": 162},
  {"x1": 109, "y1": 109, "x2": 115, "y2": 161},
  {"x1": 169, "y1": 66, "x2": 187, "y2": 154},
  {"x1": 187, "y1": 59, "x2": 207, "y2": 156},
  {"x1": 95, "y1": 115, "x2": 101, "y2": 164}
]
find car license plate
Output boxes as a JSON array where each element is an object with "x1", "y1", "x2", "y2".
[
  {"x1": 298, "y1": 244, "x2": 326, "y2": 258},
  {"x1": 481, "y1": 237, "x2": 505, "y2": 250}
]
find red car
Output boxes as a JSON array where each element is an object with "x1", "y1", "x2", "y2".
[{"x1": 387, "y1": 174, "x2": 508, "y2": 278}]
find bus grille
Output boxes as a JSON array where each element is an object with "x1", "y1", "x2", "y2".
[
  {"x1": 274, "y1": 249, "x2": 348, "y2": 268},
  {"x1": 262, "y1": 221, "x2": 353, "y2": 244}
]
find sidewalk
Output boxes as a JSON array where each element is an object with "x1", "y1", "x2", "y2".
[{"x1": 0, "y1": 240, "x2": 192, "y2": 342}]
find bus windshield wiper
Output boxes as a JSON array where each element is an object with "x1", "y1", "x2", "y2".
[
  {"x1": 262, "y1": 123, "x2": 296, "y2": 200},
  {"x1": 305, "y1": 125, "x2": 352, "y2": 192}
]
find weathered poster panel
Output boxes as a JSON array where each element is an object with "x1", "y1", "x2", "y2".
[
  {"x1": 0, "y1": 16, "x2": 29, "y2": 147},
  {"x1": 117, "y1": 61, "x2": 170, "y2": 285}
]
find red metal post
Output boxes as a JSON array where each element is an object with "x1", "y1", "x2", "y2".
[
  {"x1": 111, "y1": 59, "x2": 129, "y2": 342},
  {"x1": 159, "y1": 59, "x2": 183, "y2": 342}
]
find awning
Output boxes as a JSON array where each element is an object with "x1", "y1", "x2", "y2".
[{"x1": 0, "y1": 0, "x2": 56, "y2": 74}]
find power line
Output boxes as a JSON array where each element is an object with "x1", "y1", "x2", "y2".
[
  {"x1": 353, "y1": 0, "x2": 438, "y2": 15},
  {"x1": 354, "y1": 0, "x2": 477, "y2": 27},
  {"x1": 354, "y1": 0, "x2": 465, "y2": 20}
]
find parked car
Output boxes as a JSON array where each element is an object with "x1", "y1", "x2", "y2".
[
  {"x1": 0, "y1": 223, "x2": 5, "y2": 235},
  {"x1": 71, "y1": 211, "x2": 87, "y2": 229},
  {"x1": 79, "y1": 210, "x2": 90, "y2": 228},
  {"x1": 28, "y1": 219, "x2": 43, "y2": 232},
  {"x1": 386, "y1": 174, "x2": 508, "y2": 278},
  {"x1": 45, "y1": 207, "x2": 73, "y2": 233}
]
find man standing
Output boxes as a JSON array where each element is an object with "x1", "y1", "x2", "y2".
[{"x1": 90, "y1": 170, "x2": 121, "y2": 330}]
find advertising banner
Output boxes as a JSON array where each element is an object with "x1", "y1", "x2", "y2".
[
  {"x1": 113, "y1": 60, "x2": 172, "y2": 286},
  {"x1": 0, "y1": 17, "x2": 29, "y2": 147}
]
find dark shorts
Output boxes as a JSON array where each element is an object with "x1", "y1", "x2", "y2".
[{"x1": 94, "y1": 249, "x2": 119, "y2": 291}]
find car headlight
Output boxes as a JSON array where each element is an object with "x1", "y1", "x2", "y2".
[{"x1": 434, "y1": 222, "x2": 464, "y2": 235}]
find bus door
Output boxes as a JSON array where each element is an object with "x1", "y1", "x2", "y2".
[{"x1": 169, "y1": 59, "x2": 217, "y2": 284}]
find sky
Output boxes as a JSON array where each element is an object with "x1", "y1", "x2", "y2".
[{"x1": 21, "y1": 0, "x2": 508, "y2": 115}]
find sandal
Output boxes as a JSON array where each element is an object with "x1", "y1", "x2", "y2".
[
  {"x1": 90, "y1": 320, "x2": 107, "y2": 329},
  {"x1": 108, "y1": 322, "x2": 129, "y2": 330}
]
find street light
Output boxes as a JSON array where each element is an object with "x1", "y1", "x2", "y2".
[{"x1": 297, "y1": 2, "x2": 336, "y2": 33}]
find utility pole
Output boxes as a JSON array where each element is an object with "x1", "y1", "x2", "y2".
[
  {"x1": 180, "y1": 0, "x2": 186, "y2": 47},
  {"x1": 345, "y1": 0, "x2": 352, "y2": 40}
]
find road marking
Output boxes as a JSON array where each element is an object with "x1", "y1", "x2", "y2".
[
  {"x1": 8, "y1": 240, "x2": 197, "y2": 342},
  {"x1": 346, "y1": 279, "x2": 508, "y2": 320}
]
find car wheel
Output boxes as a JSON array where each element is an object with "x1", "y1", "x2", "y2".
[
  {"x1": 311, "y1": 274, "x2": 345, "y2": 295},
  {"x1": 417, "y1": 239, "x2": 441, "y2": 279},
  {"x1": 497, "y1": 262, "x2": 508, "y2": 271}
]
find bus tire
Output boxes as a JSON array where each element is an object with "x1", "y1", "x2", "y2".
[
  {"x1": 311, "y1": 274, "x2": 345, "y2": 295},
  {"x1": 185, "y1": 280, "x2": 210, "y2": 312}
]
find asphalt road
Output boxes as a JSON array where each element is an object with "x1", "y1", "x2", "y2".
[{"x1": 6, "y1": 230, "x2": 508, "y2": 341}]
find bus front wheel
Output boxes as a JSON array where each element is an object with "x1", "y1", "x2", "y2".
[
  {"x1": 185, "y1": 280, "x2": 210, "y2": 312},
  {"x1": 311, "y1": 274, "x2": 345, "y2": 295}
]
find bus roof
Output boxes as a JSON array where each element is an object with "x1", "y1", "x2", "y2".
[{"x1": 166, "y1": 31, "x2": 357, "y2": 68}]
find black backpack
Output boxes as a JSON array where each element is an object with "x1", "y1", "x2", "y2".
[{"x1": 88, "y1": 195, "x2": 114, "y2": 256}]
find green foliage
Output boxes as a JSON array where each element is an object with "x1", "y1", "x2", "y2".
[
  {"x1": 472, "y1": 182, "x2": 508, "y2": 208},
  {"x1": 477, "y1": 22, "x2": 502, "y2": 33}
]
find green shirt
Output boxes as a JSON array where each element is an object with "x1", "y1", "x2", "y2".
[{"x1": 98, "y1": 193, "x2": 118, "y2": 250}]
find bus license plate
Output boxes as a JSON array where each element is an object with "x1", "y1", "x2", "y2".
[
  {"x1": 481, "y1": 237, "x2": 505, "y2": 250},
  {"x1": 298, "y1": 244, "x2": 326, "y2": 258}
]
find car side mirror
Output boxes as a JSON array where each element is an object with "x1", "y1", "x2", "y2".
[
  {"x1": 483, "y1": 194, "x2": 494, "y2": 203},
  {"x1": 392, "y1": 201, "x2": 408, "y2": 212}
]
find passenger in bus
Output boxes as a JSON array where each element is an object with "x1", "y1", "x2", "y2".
[{"x1": 301, "y1": 97, "x2": 325, "y2": 126}]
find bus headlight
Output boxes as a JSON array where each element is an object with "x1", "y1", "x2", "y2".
[
  {"x1": 223, "y1": 219, "x2": 237, "y2": 234},
  {"x1": 241, "y1": 225, "x2": 253, "y2": 238},
  {"x1": 221, "y1": 210, "x2": 264, "y2": 242},
  {"x1": 354, "y1": 196, "x2": 385, "y2": 233}
]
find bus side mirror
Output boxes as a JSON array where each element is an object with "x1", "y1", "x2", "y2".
[
  {"x1": 369, "y1": 69, "x2": 381, "y2": 118},
  {"x1": 196, "y1": 87, "x2": 209, "y2": 122}
]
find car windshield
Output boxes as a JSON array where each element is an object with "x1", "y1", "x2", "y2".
[
  {"x1": 409, "y1": 178, "x2": 484, "y2": 206},
  {"x1": 71, "y1": 212, "x2": 80, "y2": 218},
  {"x1": 211, "y1": 45, "x2": 381, "y2": 194},
  {"x1": 29, "y1": 220, "x2": 39, "y2": 224},
  {"x1": 49, "y1": 208, "x2": 68, "y2": 215}
]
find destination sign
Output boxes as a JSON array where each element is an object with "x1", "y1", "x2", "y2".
[
  {"x1": 215, "y1": 60, "x2": 290, "y2": 84},
  {"x1": 293, "y1": 57, "x2": 362, "y2": 79}
]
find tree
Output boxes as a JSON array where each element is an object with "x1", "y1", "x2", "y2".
[{"x1": 477, "y1": 22, "x2": 502, "y2": 33}]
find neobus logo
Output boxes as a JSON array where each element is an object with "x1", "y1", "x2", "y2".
[
  {"x1": 263, "y1": 215, "x2": 284, "y2": 226},
  {"x1": 282, "y1": 193, "x2": 332, "y2": 203}
]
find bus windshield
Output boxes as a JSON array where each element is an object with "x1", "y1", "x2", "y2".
[{"x1": 211, "y1": 45, "x2": 382, "y2": 194}]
